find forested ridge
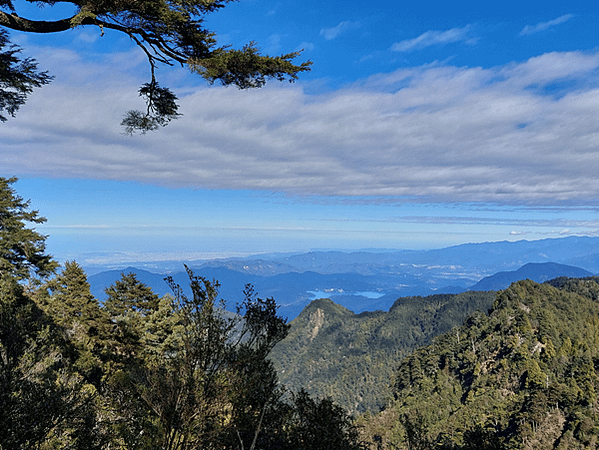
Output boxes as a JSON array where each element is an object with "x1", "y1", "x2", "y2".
[
  {"x1": 358, "y1": 277, "x2": 599, "y2": 449},
  {"x1": 271, "y1": 291, "x2": 497, "y2": 415}
]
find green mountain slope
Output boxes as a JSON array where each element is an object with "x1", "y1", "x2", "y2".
[
  {"x1": 359, "y1": 277, "x2": 599, "y2": 450},
  {"x1": 271, "y1": 291, "x2": 497, "y2": 414}
]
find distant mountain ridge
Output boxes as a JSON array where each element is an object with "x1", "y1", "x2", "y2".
[
  {"x1": 83, "y1": 236, "x2": 599, "y2": 276},
  {"x1": 214, "y1": 236, "x2": 599, "y2": 276},
  {"x1": 470, "y1": 262, "x2": 593, "y2": 291},
  {"x1": 87, "y1": 236, "x2": 599, "y2": 319}
]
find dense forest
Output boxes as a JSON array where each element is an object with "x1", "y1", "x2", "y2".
[
  {"x1": 358, "y1": 277, "x2": 599, "y2": 449},
  {"x1": 271, "y1": 291, "x2": 497, "y2": 414},
  {"x1": 4, "y1": 175, "x2": 599, "y2": 449}
]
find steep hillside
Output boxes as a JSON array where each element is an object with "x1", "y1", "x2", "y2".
[
  {"x1": 359, "y1": 277, "x2": 599, "y2": 449},
  {"x1": 271, "y1": 291, "x2": 497, "y2": 414}
]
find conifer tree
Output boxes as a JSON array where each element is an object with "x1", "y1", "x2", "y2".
[
  {"x1": 1, "y1": 179, "x2": 368, "y2": 449},
  {"x1": 0, "y1": 30, "x2": 51, "y2": 122},
  {"x1": 104, "y1": 271, "x2": 162, "y2": 366},
  {"x1": 0, "y1": 179, "x2": 105, "y2": 448},
  {"x1": 105, "y1": 271, "x2": 160, "y2": 316},
  {"x1": 0, "y1": 176, "x2": 57, "y2": 280},
  {"x1": 286, "y1": 389, "x2": 366, "y2": 450},
  {"x1": 0, "y1": 263, "x2": 104, "y2": 449},
  {"x1": 37, "y1": 260, "x2": 110, "y2": 385}
]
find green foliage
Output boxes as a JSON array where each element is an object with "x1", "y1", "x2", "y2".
[
  {"x1": 105, "y1": 271, "x2": 161, "y2": 316},
  {"x1": 0, "y1": 180, "x2": 365, "y2": 449},
  {"x1": 359, "y1": 278, "x2": 599, "y2": 449},
  {"x1": 191, "y1": 42, "x2": 312, "y2": 89},
  {"x1": 0, "y1": 0, "x2": 311, "y2": 131},
  {"x1": 35, "y1": 261, "x2": 110, "y2": 385},
  {"x1": 400, "y1": 409, "x2": 434, "y2": 450},
  {"x1": 271, "y1": 291, "x2": 497, "y2": 414},
  {"x1": 121, "y1": 81, "x2": 181, "y2": 134},
  {"x1": 0, "y1": 176, "x2": 57, "y2": 280},
  {"x1": 0, "y1": 273, "x2": 105, "y2": 449},
  {"x1": 1, "y1": 259, "x2": 363, "y2": 449},
  {"x1": 285, "y1": 389, "x2": 366, "y2": 450},
  {"x1": 0, "y1": 30, "x2": 52, "y2": 122},
  {"x1": 130, "y1": 268, "x2": 292, "y2": 450}
]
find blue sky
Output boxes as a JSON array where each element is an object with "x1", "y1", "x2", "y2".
[{"x1": 3, "y1": 0, "x2": 599, "y2": 265}]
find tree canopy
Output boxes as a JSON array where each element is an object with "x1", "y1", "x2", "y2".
[
  {"x1": 0, "y1": 0, "x2": 311, "y2": 132},
  {"x1": 358, "y1": 278, "x2": 599, "y2": 449}
]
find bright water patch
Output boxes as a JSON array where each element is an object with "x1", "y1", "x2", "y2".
[{"x1": 307, "y1": 290, "x2": 385, "y2": 300}]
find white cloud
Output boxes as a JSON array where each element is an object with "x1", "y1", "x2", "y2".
[
  {"x1": 267, "y1": 34, "x2": 282, "y2": 54},
  {"x1": 296, "y1": 41, "x2": 315, "y2": 52},
  {"x1": 520, "y1": 14, "x2": 574, "y2": 36},
  {"x1": 391, "y1": 25, "x2": 476, "y2": 52},
  {"x1": 320, "y1": 21, "x2": 360, "y2": 40},
  {"x1": 60, "y1": 225, "x2": 111, "y2": 228},
  {"x1": 74, "y1": 30, "x2": 100, "y2": 44},
  {"x1": 4, "y1": 49, "x2": 599, "y2": 206},
  {"x1": 266, "y1": 2, "x2": 281, "y2": 16}
]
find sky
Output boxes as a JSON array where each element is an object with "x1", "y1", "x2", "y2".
[{"x1": 3, "y1": 0, "x2": 599, "y2": 265}]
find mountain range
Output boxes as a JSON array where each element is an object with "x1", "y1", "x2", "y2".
[
  {"x1": 81, "y1": 237, "x2": 599, "y2": 447},
  {"x1": 469, "y1": 262, "x2": 592, "y2": 291},
  {"x1": 87, "y1": 236, "x2": 599, "y2": 319},
  {"x1": 270, "y1": 264, "x2": 595, "y2": 415}
]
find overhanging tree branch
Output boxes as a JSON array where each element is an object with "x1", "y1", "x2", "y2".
[
  {"x1": 0, "y1": 0, "x2": 311, "y2": 132},
  {"x1": 0, "y1": 11, "x2": 80, "y2": 33}
]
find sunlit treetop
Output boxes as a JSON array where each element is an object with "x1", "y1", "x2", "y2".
[{"x1": 0, "y1": 0, "x2": 312, "y2": 133}]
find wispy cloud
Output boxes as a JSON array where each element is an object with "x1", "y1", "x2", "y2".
[
  {"x1": 266, "y1": 2, "x2": 281, "y2": 16},
  {"x1": 61, "y1": 225, "x2": 111, "y2": 229},
  {"x1": 391, "y1": 25, "x2": 476, "y2": 52},
  {"x1": 4, "y1": 49, "x2": 599, "y2": 206},
  {"x1": 320, "y1": 21, "x2": 360, "y2": 40},
  {"x1": 520, "y1": 14, "x2": 574, "y2": 36},
  {"x1": 326, "y1": 216, "x2": 599, "y2": 229},
  {"x1": 296, "y1": 41, "x2": 315, "y2": 52},
  {"x1": 266, "y1": 34, "x2": 282, "y2": 54}
]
